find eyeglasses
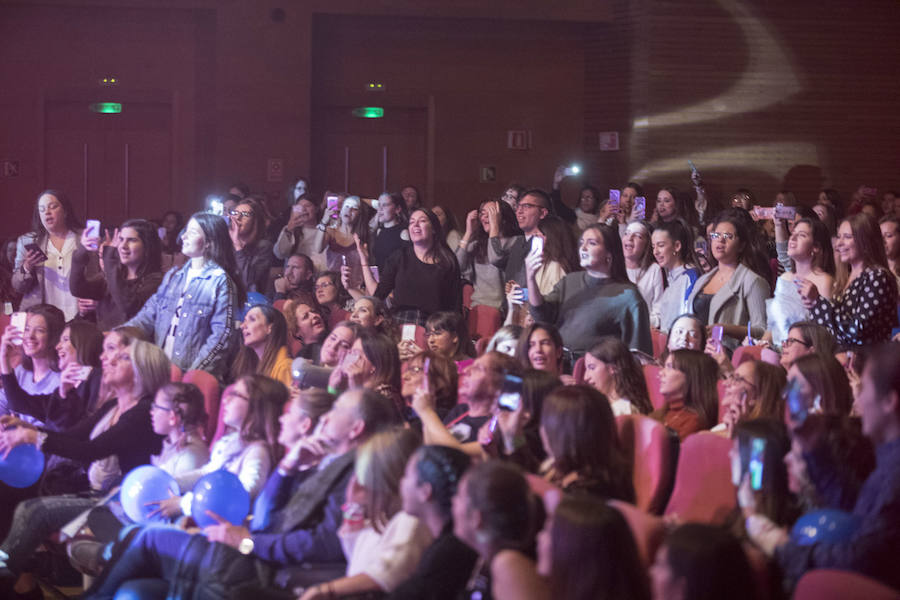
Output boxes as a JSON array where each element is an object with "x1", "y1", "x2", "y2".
[
  {"x1": 315, "y1": 281, "x2": 335, "y2": 290},
  {"x1": 516, "y1": 202, "x2": 543, "y2": 211},
  {"x1": 151, "y1": 403, "x2": 174, "y2": 412},
  {"x1": 727, "y1": 372, "x2": 755, "y2": 390},
  {"x1": 405, "y1": 365, "x2": 424, "y2": 375},
  {"x1": 709, "y1": 232, "x2": 736, "y2": 241},
  {"x1": 229, "y1": 210, "x2": 254, "y2": 219},
  {"x1": 782, "y1": 337, "x2": 812, "y2": 349}
]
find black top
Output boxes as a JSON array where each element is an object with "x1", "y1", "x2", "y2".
[
  {"x1": 1, "y1": 368, "x2": 102, "y2": 432},
  {"x1": 374, "y1": 246, "x2": 462, "y2": 316},
  {"x1": 388, "y1": 526, "x2": 478, "y2": 600},
  {"x1": 236, "y1": 239, "x2": 275, "y2": 294},
  {"x1": 443, "y1": 405, "x2": 491, "y2": 444},
  {"x1": 692, "y1": 292, "x2": 714, "y2": 324},
  {"x1": 41, "y1": 396, "x2": 163, "y2": 480},
  {"x1": 373, "y1": 223, "x2": 411, "y2": 270}
]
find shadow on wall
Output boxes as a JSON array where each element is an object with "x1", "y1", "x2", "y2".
[{"x1": 782, "y1": 165, "x2": 826, "y2": 206}]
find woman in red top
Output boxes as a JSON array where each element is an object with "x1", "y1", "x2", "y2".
[{"x1": 651, "y1": 349, "x2": 719, "y2": 440}]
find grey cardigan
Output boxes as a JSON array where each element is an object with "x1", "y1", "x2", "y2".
[{"x1": 686, "y1": 263, "x2": 770, "y2": 348}]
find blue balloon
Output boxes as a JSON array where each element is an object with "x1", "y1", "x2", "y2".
[
  {"x1": 0, "y1": 443, "x2": 45, "y2": 488},
  {"x1": 790, "y1": 509, "x2": 861, "y2": 546},
  {"x1": 120, "y1": 465, "x2": 179, "y2": 523},
  {"x1": 191, "y1": 469, "x2": 250, "y2": 528}
]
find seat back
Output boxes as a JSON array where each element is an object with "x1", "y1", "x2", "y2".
[
  {"x1": 608, "y1": 500, "x2": 666, "y2": 568},
  {"x1": 170, "y1": 363, "x2": 183, "y2": 382},
  {"x1": 468, "y1": 305, "x2": 502, "y2": 342},
  {"x1": 651, "y1": 329, "x2": 668, "y2": 359},
  {"x1": 793, "y1": 570, "x2": 900, "y2": 600},
  {"x1": 732, "y1": 345, "x2": 764, "y2": 368},
  {"x1": 273, "y1": 299, "x2": 287, "y2": 312},
  {"x1": 462, "y1": 284, "x2": 474, "y2": 310},
  {"x1": 616, "y1": 415, "x2": 678, "y2": 514},
  {"x1": 642, "y1": 364, "x2": 666, "y2": 411},
  {"x1": 664, "y1": 431, "x2": 736, "y2": 524},
  {"x1": 182, "y1": 369, "x2": 221, "y2": 442}
]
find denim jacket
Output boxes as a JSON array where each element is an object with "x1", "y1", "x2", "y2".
[{"x1": 125, "y1": 260, "x2": 238, "y2": 379}]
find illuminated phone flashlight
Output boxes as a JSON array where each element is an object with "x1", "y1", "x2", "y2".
[{"x1": 207, "y1": 195, "x2": 224, "y2": 216}]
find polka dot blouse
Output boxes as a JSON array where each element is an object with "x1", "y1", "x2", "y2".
[{"x1": 811, "y1": 267, "x2": 899, "y2": 346}]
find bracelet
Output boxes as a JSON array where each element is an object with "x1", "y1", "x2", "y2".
[{"x1": 317, "y1": 223, "x2": 327, "y2": 232}]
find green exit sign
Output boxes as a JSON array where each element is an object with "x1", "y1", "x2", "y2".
[
  {"x1": 352, "y1": 106, "x2": 384, "y2": 118},
  {"x1": 89, "y1": 102, "x2": 122, "y2": 114}
]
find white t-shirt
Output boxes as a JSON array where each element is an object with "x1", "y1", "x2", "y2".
[{"x1": 162, "y1": 265, "x2": 203, "y2": 358}]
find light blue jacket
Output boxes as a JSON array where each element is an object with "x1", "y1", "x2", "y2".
[{"x1": 126, "y1": 261, "x2": 239, "y2": 379}]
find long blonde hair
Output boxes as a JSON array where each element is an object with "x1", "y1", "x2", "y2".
[{"x1": 354, "y1": 428, "x2": 421, "y2": 532}]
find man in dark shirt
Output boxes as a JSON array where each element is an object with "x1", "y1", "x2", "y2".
[
  {"x1": 81, "y1": 389, "x2": 399, "y2": 598},
  {"x1": 271, "y1": 253, "x2": 315, "y2": 301},
  {"x1": 489, "y1": 189, "x2": 551, "y2": 287}
]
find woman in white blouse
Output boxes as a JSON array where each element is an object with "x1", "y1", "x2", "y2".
[
  {"x1": 623, "y1": 221, "x2": 664, "y2": 328},
  {"x1": 301, "y1": 428, "x2": 431, "y2": 600},
  {"x1": 12, "y1": 190, "x2": 84, "y2": 320}
]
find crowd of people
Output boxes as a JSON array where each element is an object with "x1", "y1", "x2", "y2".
[{"x1": 0, "y1": 172, "x2": 898, "y2": 599}]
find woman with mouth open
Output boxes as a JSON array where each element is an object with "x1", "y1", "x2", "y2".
[
  {"x1": 524, "y1": 223, "x2": 652, "y2": 360},
  {"x1": 348, "y1": 208, "x2": 461, "y2": 327}
]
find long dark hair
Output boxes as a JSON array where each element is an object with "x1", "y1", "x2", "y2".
[
  {"x1": 587, "y1": 337, "x2": 652, "y2": 414},
  {"x1": 358, "y1": 330, "x2": 402, "y2": 392},
  {"x1": 790, "y1": 217, "x2": 835, "y2": 276},
  {"x1": 540, "y1": 385, "x2": 635, "y2": 502},
  {"x1": 409, "y1": 208, "x2": 458, "y2": 271},
  {"x1": 67, "y1": 319, "x2": 103, "y2": 368},
  {"x1": 191, "y1": 211, "x2": 246, "y2": 304},
  {"x1": 235, "y1": 374, "x2": 287, "y2": 461},
  {"x1": 471, "y1": 200, "x2": 521, "y2": 262},
  {"x1": 516, "y1": 322, "x2": 563, "y2": 373},
  {"x1": 834, "y1": 213, "x2": 891, "y2": 297},
  {"x1": 733, "y1": 418, "x2": 797, "y2": 527},
  {"x1": 118, "y1": 218, "x2": 163, "y2": 278},
  {"x1": 653, "y1": 217, "x2": 697, "y2": 267},
  {"x1": 581, "y1": 223, "x2": 629, "y2": 283},
  {"x1": 666, "y1": 349, "x2": 719, "y2": 429},
  {"x1": 664, "y1": 524, "x2": 757, "y2": 600},
  {"x1": 549, "y1": 497, "x2": 651, "y2": 600},
  {"x1": 31, "y1": 189, "x2": 83, "y2": 245},
  {"x1": 658, "y1": 186, "x2": 697, "y2": 227},
  {"x1": 231, "y1": 304, "x2": 289, "y2": 381},
  {"x1": 713, "y1": 210, "x2": 772, "y2": 284},
  {"x1": 538, "y1": 215, "x2": 580, "y2": 274}
]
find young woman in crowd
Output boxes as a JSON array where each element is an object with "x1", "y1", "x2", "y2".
[
  {"x1": 231, "y1": 304, "x2": 293, "y2": 387},
  {"x1": 432, "y1": 205, "x2": 462, "y2": 250},
  {"x1": 317, "y1": 320, "x2": 359, "y2": 369},
  {"x1": 453, "y1": 460, "x2": 548, "y2": 600},
  {"x1": 803, "y1": 213, "x2": 898, "y2": 346},
  {"x1": 583, "y1": 337, "x2": 653, "y2": 415},
  {"x1": 13, "y1": 190, "x2": 84, "y2": 320},
  {"x1": 878, "y1": 215, "x2": 900, "y2": 287},
  {"x1": 573, "y1": 185, "x2": 602, "y2": 231},
  {"x1": 0, "y1": 340, "x2": 169, "y2": 593},
  {"x1": 126, "y1": 212, "x2": 243, "y2": 380},
  {"x1": 71, "y1": 218, "x2": 164, "y2": 331},
  {"x1": 665, "y1": 314, "x2": 707, "y2": 354},
  {"x1": 651, "y1": 349, "x2": 719, "y2": 439},
  {"x1": 653, "y1": 186, "x2": 698, "y2": 228},
  {"x1": 317, "y1": 195, "x2": 371, "y2": 291},
  {"x1": 369, "y1": 192, "x2": 409, "y2": 270},
  {"x1": 159, "y1": 210, "x2": 184, "y2": 254},
  {"x1": 420, "y1": 311, "x2": 474, "y2": 369},
  {"x1": 400, "y1": 185, "x2": 422, "y2": 211},
  {"x1": 540, "y1": 385, "x2": 635, "y2": 501},
  {"x1": 148, "y1": 374, "x2": 285, "y2": 522},
  {"x1": 385, "y1": 445, "x2": 475, "y2": 599},
  {"x1": 349, "y1": 295, "x2": 396, "y2": 339},
  {"x1": 778, "y1": 320, "x2": 836, "y2": 371},
  {"x1": 355, "y1": 208, "x2": 462, "y2": 326},
  {"x1": 615, "y1": 182, "x2": 644, "y2": 227},
  {"x1": 0, "y1": 304, "x2": 65, "y2": 426},
  {"x1": 300, "y1": 428, "x2": 428, "y2": 600},
  {"x1": 535, "y1": 216, "x2": 579, "y2": 291},
  {"x1": 537, "y1": 494, "x2": 651, "y2": 600},
  {"x1": 328, "y1": 331, "x2": 403, "y2": 415},
  {"x1": 650, "y1": 523, "x2": 757, "y2": 600},
  {"x1": 401, "y1": 350, "x2": 458, "y2": 422},
  {"x1": 716, "y1": 360, "x2": 786, "y2": 435},
  {"x1": 283, "y1": 295, "x2": 328, "y2": 360},
  {"x1": 273, "y1": 195, "x2": 323, "y2": 265},
  {"x1": 456, "y1": 200, "x2": 520, "y2": 310},
  {"x1": 485, "y1": 324, "x2": 522, "y2": 356},
  {"x1": 623, "y1": 220, "x2": 664, "y2": 325},
  {"x1": 687, "y1": 214, "x2": 770, "y2": 350},
  {"x1": 515, "y1": 322, "x2": 565, "y2": 379},
  {"x1": 228, "y1": 196, "x2": 274, "y2": 294},
  {"x1": 314, "y1": 271, "x2": 352, "y2": 328},
  {"x1": 148, "y1": 382, "x2": 210, "y2": 477},
  {"x1": 526, "y1": 223, "x2": 653, "y2": 356},
  {"x1": 786, "y1": 354, "x2": 853, "y2": 417},
  {"x1": 766, "y1": 218, "x2": 834, "y2": 347},
  {"x1": 652, "y1": 219, "x2": 701, "y2": 332}
]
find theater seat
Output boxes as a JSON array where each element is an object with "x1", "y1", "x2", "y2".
[
  {"x1": 468, "y1": 305, "x2": 502, "y2": 342},
  {"x1": 664, "y1": 431, "x2": 735, "y2": 524},
  {"x1": 616, "y1": 415, "x2": 679, "y2": 515},
  {"x1": 170, "y1": 363, "x2": 183, "y2": 382},
  {"x1": 651, "y1": 329, "x2": 667, "y2": 359},
  {"x1": 182, "y1": 369, "x2": 221, "y2": 442},
  {"x1": 642, "y1": 364, "x2": 666, "y2": 411},
  {"x1": 608, "y1": 500, "x2": 665, "y2": 568},
  {"x1": 793, "y1": 570, "x2": 900, "y2": 600},
  {"x1": 273, "y1": 299, "x2": 287, "y2": 312},
  {"x1": 732, "y1": 345, "x2": 763, "y2": 368}
]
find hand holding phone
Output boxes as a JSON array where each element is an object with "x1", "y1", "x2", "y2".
[
  {"x1": 634, "y1": 196, "x2": 646, "y2": 219},
  {"x1": 8, "y1": 312, "x2": 26, "y2": 346},
  {"x1": 530, "y1": 236, "x2": 544, "y2": 257},
  {"x1": 608, "y1": 190, "x2": 621, "y2": 214},
  {"x1": 498, "y1": 374, "x2": 523, "y2": 411},
  {"x1": 748, "y1": 437, "x2": 766, "y2": 491},
  {"x1": 23, "y1": 243, "x2": 48, "y2": 265},
  {"x1": 401, "y1": 324, "x2": 417, "y2": 342},
  {"x1": 711, "y1": 325, "x2": 724, "y2": 353}
]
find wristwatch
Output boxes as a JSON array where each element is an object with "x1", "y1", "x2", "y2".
[
  {"x1": 238, "y1": 537, "x2": 254, "y2": 555},
  {"x1": 316, "y1": 223, "x2": 327, "y2": 232}
]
